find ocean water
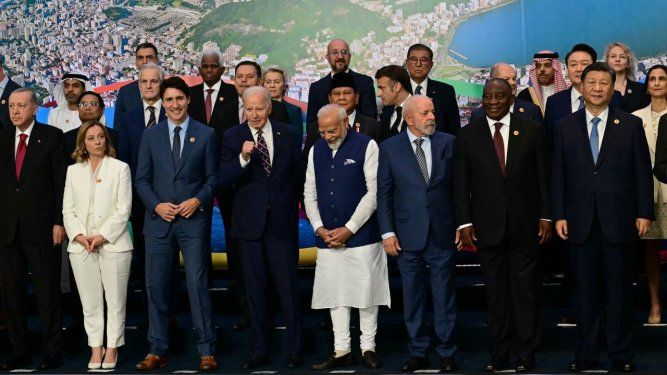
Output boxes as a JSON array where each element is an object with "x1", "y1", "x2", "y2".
[{"x1": 449, "y1": 0, "x2": 667, "y2": 68}]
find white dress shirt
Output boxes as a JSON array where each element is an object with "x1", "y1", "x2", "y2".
[
  {"x1": 486, "y1": 112, "x2": 511, "y2": 161},
  {"x1": 143, "y1": 99, "x2": 162, "y2": 127},
  {"x1": 239, "y1": 120, "x2": 274, "y2": 167},
  {"x1": 570, "y1": 86, "x2": 584, "y2": 113},
  {"x1": 389, "y1": 95, "x2": 411, "y2": 132},
  {"x1": 203, "y1": 80, "x2": 221, "y2": 110},
  {"x1": 542, "y1": 83, "x2": 555, "y2": 100},
  {"x1": 304, "y1": 136, "x2": 379, "y2": 234},
  {"x1": 585, "y1": 107, "x2": 609, "y2": 150},
  {"x1": 15, "y1": 121, "x2": 34, "y2": 155},
  {"x1": 347, "y1": 110, "x2": 357, "y2": 128},
  {"x1": 410, "y1": 78, "x2": 428, "y2": 96}
]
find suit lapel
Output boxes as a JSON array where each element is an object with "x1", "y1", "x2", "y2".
[
  {"x1": 156, "y1": 122, "x2": 175, "y2": 173},
  {"x1": 596, "y1": 110, "x2": 621, "y2": 167},
  {"x1": 18, "y1": 124, "x2": 42, "y2": 185},
  {"x1": 175, "y1": 122, "x2": 199, "y2": 175},
  {"x1": 399, "y1": 131, "x2": 428, "y2": 186},
  {"x1": 476, "y1": 120, "x2": 505, "y2": 179},
  {"x1": 505, "y1": 115, "x2": 523, "y2": 178},
  {"x1": 428, "y1": 134, "x2": 442, "y2": 186},
  {"x1": 269, "y1": 124, "x2": 283, "y2": 179},
  {"x1": 4, "y1": 130, "x2": 16, "y2": 181},
  {"x1": 574, "y1": 110, "x2": 596, "y2": 168}
]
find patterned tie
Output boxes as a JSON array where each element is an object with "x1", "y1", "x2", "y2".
[
  {"x1": 172, "y1": 126, "x2": 182, "y2": 169},
  {"x1": 390, "y1": 106, "x2": 403, "y2": 135},
  {"x1": 256, "y1": 129, "x2": 271, "y2": 175},
  {"x1": 415, "y1": 85, "x2": 422, "y2": 95},
  {"x1": 147, "y1": 106, "x2": 156, "y2": 128},
  {"x1": 578, "y1": 95, "x2": 585, "y2": 110},
  {"x1": 15, "y1": 133, "x2": 27, "y2": 180},
  {"x1": 493, "y1": 122, "x2": 506, "y2": 175},
  {"x1": 205, "y1": 88, "x2": 214, "y2": 124},
  {"x1": 590, "y1": 117, "x2": 601, "y2": 164},
  {"x1": 413, "y1": 138, "x2": 429, "y2": 183}
]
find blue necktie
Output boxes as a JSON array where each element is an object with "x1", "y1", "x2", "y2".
[
  {"x1": 590, "y1": 117, "x2": 601, "y2": 164},
  {"x1": 172, "y1": 126, "x2": 182, "y2": 169}
]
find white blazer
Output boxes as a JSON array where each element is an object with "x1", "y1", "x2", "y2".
[
  {"x1": 62, "y1": 156, "x2": 133, "y2": 253},
  {"x1": 633, "y1": 104, "x2": 667, "y2": 204}
]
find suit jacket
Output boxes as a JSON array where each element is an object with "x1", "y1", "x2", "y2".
[
  {"x1": 544, "y1": 87, "x2": 622, "y2": 136},
  {"x1": 552, "y1": 108, "x2": 653, "y2": 244},
  {"x1": 453, "y1": 114, "x2": 550, "y2": 248},
  {"x1": 633, "y1": 105, "x2": 667, "y2": 203},
  {"x1": 218, "y1": 120, "x2": 305, "y2": 241},
  {"x1": 0, "y1": 78, "x2": 21, "y2": 130},
  {"x1": 62, "y1": 156, "x2": 133, "y2": 253},
  {"x1": 135, "y1": 118, "x2": 218, "y2": 238},
  {"x1": 0, "y1": 122, "x2": 67, "y2": 244},
  {"x1": 188, "y1": 81, "x2": 239, "y2": 144},
  {"x1": 653, "y1": 114, "x2": 667, "y2": 184},
  {"x1": 64, "y1": 126, "x2": 119, "y2": 165},
  {"x1": 621, "y1": 79, "x2": 651, "y2": 114},
  {"x1": 306, "y1": 69, "x2": 377, "y2": 123},
  {"x1": 470, "y1": 98, "x2": 543, "y2": 125},
  {"x1": 113, "y1": 80, "x2": 141, "y2": 128},
  {"x1": 426, "y1": 78, "x2": 461, "y2": 136},
  {"x1": 116, "y1": 104, "x2": 166, "y2": 180},
  {"x1": 303, "y1": 112, "x2": 381, "y2": 157},
  {"x1": 377, "y1": 130, "x2": 456, "y2": 251},
  {"x1": 379, "y1": 104, "x2": 406, "y2": 141}
]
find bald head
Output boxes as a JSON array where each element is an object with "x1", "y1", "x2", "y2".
[
  {"x1": 327, "y1": 39, "x2": 351, "y2": 73},
  {"x1": 490, "y1": 62, "x2": 517, "y2": 95}
]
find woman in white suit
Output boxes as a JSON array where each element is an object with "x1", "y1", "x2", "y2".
[
  {"x1": 633, "y1": 64, "x2": 667, "y2": 324},
  {"x1": 62, "y1": 121, "x2": 133, "y2": 369}
]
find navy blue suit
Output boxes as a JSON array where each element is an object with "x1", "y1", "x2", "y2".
[
  {"x1": 135, "y1": 117, "x2": 217, "y2": 356},
  {"x1": 218, "y1": 120, "x2": 304, "y2": 359},
  {"x1": 426, "y1": 78, "x2": 461, "y2": 136},
  {"x1": 306, "y1": 70, "x2": 376, "y2": 124},
  {"x1": 113, "y1": 80, "x2": 141, "y2": 128},
  {"x1": 552, "y1": 108, "x2": 653, "y2": 364},
  {"x1": 377, "y1": 130, "x2": 457, "y2": 358},
  {"x1": 544, "y1": 87, "x2": 621, "y2": 137},
  {"x1": 470, "y1": 98, "x2": 543, "y2": 125}
]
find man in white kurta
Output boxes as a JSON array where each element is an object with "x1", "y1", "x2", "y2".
[{"x1": 304, "y1": 104, "x2": 390, "y2": 370}]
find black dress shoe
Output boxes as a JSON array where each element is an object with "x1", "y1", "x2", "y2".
[
  {"x1": 0, "y1": 356, "x2": 31, "y2": 371},
  {"x1": 613, "y1": 361, "x2": 636, "y2": 372},
  {"x1": 485, "y1": 360, "x2": 509, "y2": 372},
  {"x1": 286, "y1": 356, "x2": 303, "y2": 368},
  {"x1": 516, "y1": 357, "x2": 535, "y2": 372},
  {"x1": 312, "y1": 352, "x2": 357, "y2": 370},
  {"x1": 402, "y1": 356, "x2": 429, "y2": 372},
  {"x1": 569, "y1": 360, "x2": 599, "y2": 372},
  {"x1": 39, "y1": 356, "x2": 63, "y2": 370},
  {"x1": 362, "y1": 351, "x2": 381, "y2": 369},
  {"x1": 233, "y1": 317, "x2": 250, "y2": 331},
  {"x1": 440, "y1": 357, "x2": 458, "y2": 372},
  {"x1": 242, "y1": 356, "x2": 270, "y2": 369}
]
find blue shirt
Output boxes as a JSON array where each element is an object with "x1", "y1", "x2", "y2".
[{"x1": 167, "y1": 116, "x2": 189, "y2": 157}]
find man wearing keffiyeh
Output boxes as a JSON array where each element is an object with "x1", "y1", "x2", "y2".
[{"x1": 517, "y1": 50, "x2": 567, "y2": 115}]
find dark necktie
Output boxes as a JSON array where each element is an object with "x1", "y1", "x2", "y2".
[
  {"x1": 15, "y1": 133, "x2": 27, "y2": 180},
  {"x1": 415, "y1": 85, "x2": 422, "y2": 95},
  {"x1": 578, "y1": 95, "x2": 585, "y2": 110},
  {"x1": 256, "y1": 129, "x2": 271, "y2": 175},
  {"x1": 172, "y1": 126, "x2": 182, "y2": 169},
  {"x1": 590, "y1": 117, "x2": 601, "y2": 164},
  {"x1": 493, "y1": 122, "x2": 506, "y2": 175},
  {"x1": 414, "y1": 137, "x2": 429, "y2": 183},
  {"x1": 390, "y1": 106, "x2": 403, "y2": 135},
  {"x1": 205, "y1": 88, "x2": 214, "y2": 124},
  {"x1": 147, "y1": 106, "x2": 156, "y2": 128}
]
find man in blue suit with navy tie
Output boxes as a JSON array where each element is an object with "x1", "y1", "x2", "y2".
[
  {"x1": 134, "y1": 77, "x2": 218, "y2": 372},
  {"x1": 377, "y1": 95, "x2": 458, "y2": 373},
  {"x1": 552, "y1": 63, "x2": 653, "y2": 373},
  {"x1": 219, "y1": 86, "x2": 305, "y2": 370},
  {"x1": 113, "y1": 42, "x2": 159, "y2": 127}
]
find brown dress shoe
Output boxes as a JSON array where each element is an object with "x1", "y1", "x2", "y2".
[
  {"x1": 136, "y1": 354, "x2": 167, "y2": 370},
  {"x1": 199, "y1": 355, "x2": 218, "y2": 371}
]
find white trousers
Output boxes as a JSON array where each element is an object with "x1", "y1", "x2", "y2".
[
  {"x1": 69, "y1": 249, "x2": 132, "y2": 348},
  {"x1": 330, "y1": 306, "x2": 379, "y2": 352}
]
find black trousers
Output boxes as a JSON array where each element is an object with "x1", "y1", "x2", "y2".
[
  {"x1": 478, "y1": 237, "x2": 541, "y2": 362},
  {"x1": 1, "y1": 235, "x2": 62, "y2": 359},
  {"x1": 218, "y1": 188, "x2": 248, "y2": 319}
]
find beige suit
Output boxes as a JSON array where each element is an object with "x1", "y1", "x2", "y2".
[{"x1": 62, "y1": 156, "x2": 133, "y2": 347}]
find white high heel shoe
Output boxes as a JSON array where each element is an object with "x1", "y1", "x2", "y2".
[
  {"x1": 88, "y1": 348, "x2": 105, "y2": 370},
  {"x1": 102, "y1": 349, "x2": 117, "y2": 369}
]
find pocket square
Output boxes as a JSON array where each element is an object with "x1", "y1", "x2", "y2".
[{"x1": 343, "y1": 158, "x2": 356, "y2": 166}]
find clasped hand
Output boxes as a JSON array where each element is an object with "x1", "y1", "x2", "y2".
[
  {"x1": 155, "y1": 198, "x2": 201, "y2": 222},
  {"x1": 74, "y1": 234, "x2": 106, "y2": 253},
  {"x1": 316, "y1": 226, "x2": 353, "y2": 248}
]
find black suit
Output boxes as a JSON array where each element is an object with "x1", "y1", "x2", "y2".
[
  {"x1": 453, "y1": 114, "x2": 550, "y2": 363},
  {"x1": 113, "y1": 80, "x2": 141, "y2": 127},
  {"x1": 0, "y1": 78, "x2": 21, "y2": 130},
  {"x1": 379, "y1": 104, "x2": 407, "y2": 141},
  {"x1": 302, "y1": 112, "x2": 381, "y2": 157},
  {"x1": 0, "y1": 122, "x2": 67, "y2": 360},
  {"x1": 620, "y1": 79, "x2": 650, "y2": 114},
  {"x1": 424, "y1": 78, "x2": 461, "y2": 136},
  {"x1": 188, "y1": 81, "x2": 239, "y2": 144}
]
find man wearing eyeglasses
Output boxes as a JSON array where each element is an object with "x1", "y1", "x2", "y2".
[
  {"x1": 306, "y1": 39, "x2": 377, "y2": 124},
  {"x1": 63, "y1": 91, "x2": 118, "y2": 163},
  {"x1": 405, "y1": 44, "x2": 460, "y2": 136}
]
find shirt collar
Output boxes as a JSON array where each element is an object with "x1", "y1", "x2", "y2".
[
  {"x1": 585, "y1": 107, "x2": 609, "y2": 125},
  {"x1": 571, "y1": 86, "x2": 583, "y2": 105},
  {"x1": 15, "y1": 121, "x2": 35, "y2": 138},
  {"x1": 347, "y1": 110, "x2": 357, "y2": 127},
  {"x1": 406, "y1": 126, "x2": 429, "y2": 143},
  {"x1": 410, "y1": 77, "x2": 428, "y2": 93},
  {"x1": 249, "y1": 119, "x2": 272, "y2": 135},
  {"x1": 167, "y1": 116, "x2": 189, "y2": 133},
  {"x1": 143, "y1": 99, "x2": 162, "y2": 112},
  {"x1": 330, "y1": 68, "x2": 350, "y2": 78},
  {"x1": 486, "y1": 111, "x2": 511, "y2": 129},
  {"x1": 204, "y1": 80, "x2": 222, "y2": 92}
]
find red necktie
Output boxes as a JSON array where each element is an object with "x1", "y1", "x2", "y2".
[
  {"x1": 493, "y1": 122, "x2": 506, "y2": 176},
  {"x1": 205, "y1": 88, "x2": 213, "y2": 124},
  {"x1": 15, "y1": 133, "x2": 27, "y2": 180}
]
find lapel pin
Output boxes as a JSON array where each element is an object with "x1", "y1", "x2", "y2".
[
  {"x1": 276, "y1": 131, "x2": 281, "y2": 136},
  {"x1": 519, "y1": 107, "x2": 525, "y2": 113},
  {"x1": 355, "y1": 123, "x2": 361, "y2": 132},
  {"x1": 614, "y1": 119, "x2": 620, "y2": 125},
  {"x1": 219, "y1": 97, "x2": 224, "y2": 102},
  {"x1": 627, "y1": 89, "x2": 633, "y2": 94},
  {"x1": 189, "y1": 137, "x2": 195, "y2": 143},
  {"x1": 513, "y1": 130, "x2": 519, "y2": 135},
  {"x1": 37, "y1": 139, "x2": 41, "y2": 143},
  {"x1": 1, "y1": 99, "x2": 5, "y2": 105}
]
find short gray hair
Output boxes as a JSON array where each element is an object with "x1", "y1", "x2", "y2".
[
  {"x1": 242, "y1": 86, "x2": 272, "y2": 106},
  {"x1": 139, "y1": 62, "x2": 164, "y2": 81},
  {"x1": 10, "y1": 87, "x2": 37, "y2": 105},
  {"x1": 317, "y1": 103, "x2": 346, "y2": 122},
  {"x1": 198, "y1": 49, "x2": 224, "y2": 68},
  {"x1": 402, "y1": 94, "x2": 431, "y2": 120}
]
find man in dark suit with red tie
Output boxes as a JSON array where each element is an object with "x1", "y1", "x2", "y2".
[
  {"x1": 552, "y1": 63, "x2": 653, "y2": 373},
  {"x1": 454, "y1": 79, "x2": 551, "y2": 373},
  {"x1": 376, "y1": 65, "x2": 412, "y2": 141},
  {"x1": 0, "y1": 88, "x2": 67, "y2": 370},
  {"x1": 405, "y1": 44, "x2": 460, "y2": 136}
]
